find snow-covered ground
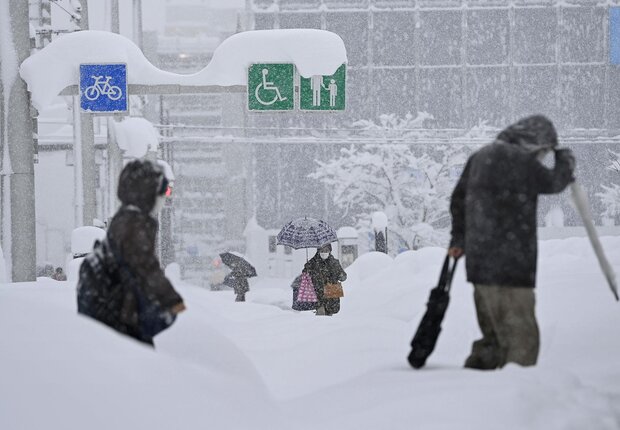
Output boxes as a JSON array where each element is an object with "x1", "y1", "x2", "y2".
[{"x1": 2, "y1": 236, "x2": 620, "y2": 430}]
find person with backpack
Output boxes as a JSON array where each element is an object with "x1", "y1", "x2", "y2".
[
  {"x1": 448, "y1": 115, "x2": 575, "y2": 369},
  {"x1": 77, "y1": 159, "x2": 185, "y2": 345}
]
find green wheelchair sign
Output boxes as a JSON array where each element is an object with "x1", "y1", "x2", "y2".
[
  {"x1": 247, "y1": 63, "x2": 294, "y2": 111},
  {"x1": 247, "y1": 63, "x2": 346, "y2": 111},
  {"x1": 299, "y1": 64, "x2": 346, "y2": 111}
]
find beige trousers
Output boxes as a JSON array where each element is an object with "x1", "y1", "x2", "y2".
[{"x1": 465, "y1": 284, "x2": 540, "y2": 369}]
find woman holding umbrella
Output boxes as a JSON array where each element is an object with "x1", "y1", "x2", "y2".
[
  {"x1": 303, "y1": 243, "x2": 347, "y2": 316},
  {"x1": 277, "y1": 217, "x2": 347, "y2": 315}
]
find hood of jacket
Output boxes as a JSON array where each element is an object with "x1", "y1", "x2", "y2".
[
  {"x1": 496, "y1": 115, "x2": 558, "y2": 151},
  {"x1": 117, "y1": 159, "x2": 163, "y2": 213}
]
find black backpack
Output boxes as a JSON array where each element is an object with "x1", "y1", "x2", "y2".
[
  {"x1": 77, "y1": 239, "x2": 131, "y2": 335},
  {"x1": 77, "y1": 238, "x2": 175, "y2": 342}
]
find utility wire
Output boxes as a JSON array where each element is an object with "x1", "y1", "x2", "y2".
[{"x1": 49, "y1": 0, "x2": 80, "y2": 21}]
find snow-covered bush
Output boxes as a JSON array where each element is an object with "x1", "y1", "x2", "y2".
[{"x1": 311, "y1": 113, "x2": 471, "y2": 251}]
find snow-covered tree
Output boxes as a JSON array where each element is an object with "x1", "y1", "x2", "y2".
[
  {"x1": 597, "y1": 150, "x2": 620, "y2": 223},
  {"x1": 310, "y1": 113, "x2": 471, "y2": 252}
]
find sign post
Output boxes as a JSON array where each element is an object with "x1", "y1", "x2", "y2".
[{"x1": 77, "y1": 63, "x2": 128, "y2": 226}]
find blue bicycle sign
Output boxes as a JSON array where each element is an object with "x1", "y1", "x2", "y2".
[{"x1": 80, "y1": 64, "x2": 127, "y2": 113}]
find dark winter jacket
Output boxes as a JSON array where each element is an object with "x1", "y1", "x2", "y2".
[
  {"x1": 114, "y1": 160, "x2": 182, "y2": 338},
  {"x1": 223, "y1": 272, "x2": 250, "y2": 295},
  {"x1": 450, "y1": 115, "x2": 574, "y2": 287},
  {"x1": 106, "y1": 206, "x2": 183, "y2": 336},
  {"x1": 303, "y1": 253, "x2": 347, "y2": 314},
  {"x1": 78, "y1": 160, "x2": 183, "y2": 343}
]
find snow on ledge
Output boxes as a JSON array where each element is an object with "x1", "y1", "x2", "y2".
[
  {"x1": 112, "y1": 117, "x2": 159, "y2": 159},
  {"x1": 20, "y1": 30, "x2": 347, "y2": 111}
]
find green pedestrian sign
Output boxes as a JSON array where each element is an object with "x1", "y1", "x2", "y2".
[
  {"x1": 299, "y1": 64, "x2": 346, "y2": 111},
  {"x1": 247, "y1": 63, "x2": 294, "y2": 111}
]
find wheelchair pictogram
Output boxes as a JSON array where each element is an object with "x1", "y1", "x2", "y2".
[
  {"x1": 84, "y1": 75, "x2": 123, "y2": 101},
  {"x1": 254, "y1": 68, "x2": 288, "y2": 106}
]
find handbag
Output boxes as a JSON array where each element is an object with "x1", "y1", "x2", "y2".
[
  {"x1": 292, "y1": 275, "x2": 317, "y2": 311},
  {"x1": 324, "y1": 282, "x2": 344, "y2": 299},
  {"x1": 297, "y1": 272, "x2": 318, "y2": 303}
]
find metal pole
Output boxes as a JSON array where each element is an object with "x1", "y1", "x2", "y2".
[
  {"x1": 133, "y1": 0, "x2": 143, "y2": 49},
  {"x1": 72, "y1": 97, "x2": 83, "y2": 226},
  {"x1": 77, "y1": 0, "x2": 97, "y2": 226},
  {"x1": 80, "y1": 112, "x2": 97, "y2": 226},
  {"x1": 111, "y1": 0, "x2": 120, "y2": 34},
  {"x1": 5, "y1": 0, "x2": 36, "y2": 281},
  {"x1": 107, "y1": 0, "x2": 123, "y2": 220}
]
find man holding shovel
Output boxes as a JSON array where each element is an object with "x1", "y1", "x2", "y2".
[{"x1": 448, "y1": 115, "x2": 575, "y2": 370}]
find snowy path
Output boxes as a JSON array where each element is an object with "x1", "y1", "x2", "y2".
[{"x1": 2, "y1": 237, "x2": 620, "y2": 429}]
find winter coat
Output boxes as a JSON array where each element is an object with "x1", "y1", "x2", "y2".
[
  {"x1": 303, "y1": 253, "x2": 347, "y2": 314},
  {"x1": 223, "y1": 272, "x2": 250, "y2": 295},
  {"x1": 99, "y1": 160, "x2": 182, "y2": 343},
  {"x1": 450, "y1": 115, "x2": 574, "y2": 288}
]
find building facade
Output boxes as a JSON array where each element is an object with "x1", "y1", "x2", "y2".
[{"x1": 249, "y1": 0, "x2": 620, "y2": 133}]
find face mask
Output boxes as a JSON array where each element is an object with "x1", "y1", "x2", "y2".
[
  {"x1": 150, "y1": 194, "x2": 166, "y2": 217},
  {"x1": 320, "y1": 252, "x2": 329, "y2": 260}
]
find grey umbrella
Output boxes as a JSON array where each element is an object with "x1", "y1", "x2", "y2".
[
  {"x1": 219, "y1": 251, "x2": 257, "y2": 278},
  {"x1": 276, "y1": 217, "x2": 338, "y2": 250}
]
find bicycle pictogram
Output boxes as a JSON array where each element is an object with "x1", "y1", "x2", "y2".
[
  {"x1": 84, "y1": 75, "x2": 123, "y2": 101},
  {"x1": 254, "y1": 68, "x2": 288, "y2": 106}
]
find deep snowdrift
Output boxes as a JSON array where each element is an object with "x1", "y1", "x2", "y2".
[{"x1": 2, "y1": 236, "x2": 620, "y2": 430}]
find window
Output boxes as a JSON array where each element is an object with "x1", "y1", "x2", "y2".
[
  {"x1": 513, "y1": 8, "x2": 556, "y2": 64},
  {"x1": 372, "y1": 12, "x2": 416, "y2": 66},
  {"x1": 417, "y1": 11, "x2": 462, "y2": 66},
  {"x1": 374, "y1": 69, "x2": 416, "y2": 118},
  {"x1": 466, "y1": 67, "x2": 510, "y2": 128},
  {"x1": 559, "y1": 65, "x2": 605, "y2": 129},
  {"x1": 513, "y1": 65, "x2": 557, "y2": 121},
  {"x1": 326, "y1": 12, "x2": 368, "y2": 66},
  {"x1": 417, "y1": 68, "x2": 463, "y2": 128},
  {"x1": 560, "y1": 7, "x2": 605, "y2": 63},
  {"x1": 466, "y1": 9, "x2": 509, "y2": 65}
]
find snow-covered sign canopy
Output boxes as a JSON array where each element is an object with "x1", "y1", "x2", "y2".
[{"x1": 20, "y1": 29, "x2": 347, "y2": 111}]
